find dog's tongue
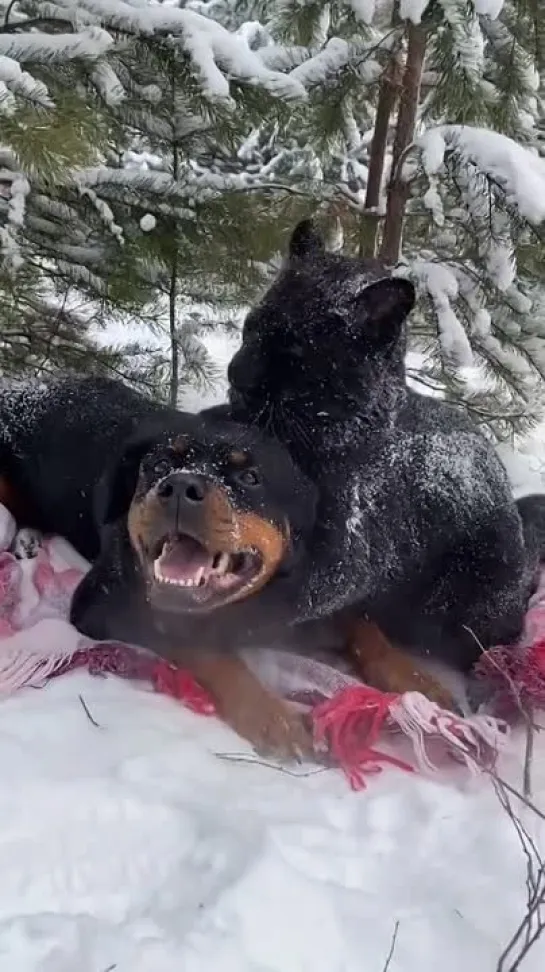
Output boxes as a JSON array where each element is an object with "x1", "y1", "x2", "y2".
[{"x1": 158, "y1": 536, "x2": 212, "y2": 582}]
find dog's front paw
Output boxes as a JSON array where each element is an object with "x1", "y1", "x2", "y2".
[
  {"x1": 223, "y1": 693, "x2": 316, "y2": 763},
  {"x1": 185, "y1": 652, "x2": 318, "y2": 764}
]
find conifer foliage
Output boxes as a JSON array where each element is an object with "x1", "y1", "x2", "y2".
[
  {"x1": 0, "y1": 0, "x2": 307, "y2": 393},
  {"x1": 1, "y1": 0, "x2": 545, "y2": 428},
  {"x1": 193, "y1": 0, "x2": 545, "y2": 436}
]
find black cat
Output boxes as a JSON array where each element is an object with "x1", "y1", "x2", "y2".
[{"x1": 216, "y1": 220, "x2": 545, "y2": 673}]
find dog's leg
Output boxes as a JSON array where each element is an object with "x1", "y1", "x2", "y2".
[
  {"x1": 183, "y1": 651, "x2": 316, "y2": 762},
  {"x1": 347, "y1": 619, "x2": 458, "y2": 711}
]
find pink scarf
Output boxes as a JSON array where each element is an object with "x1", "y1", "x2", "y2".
[{"x1": 0, "y1": 504, "x2": 541, "y2": 790}]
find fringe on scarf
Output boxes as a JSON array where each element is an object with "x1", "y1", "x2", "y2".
[{"x1": 0, "y1": 505, "x2": 541, "y2": 790}]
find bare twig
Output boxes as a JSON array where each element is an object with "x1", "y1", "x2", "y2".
[
  {"x1": 213, "y1": 751, "x2": 330, "y2": 778},
  {"x1": 496, "y1": 869, "x2": 545, "y2": 970},
  {"x1": 461, "y1": 627, "x2": 545, "y2": 968},
  {"x1": 462, "y1": 624, "x2": 525, "y2": 713},
  {"x1": 382, "y1": 920, "x2": 400, "y2": 972},
  {"x1": 523, "y1": 707, "x2": 535, "y2": 799},
  {"x1": 491, "y1": 773, "x2": 545, "y2": 970},
  {"x1": 493, "y1": 775, "x2": 545, "y2": 824},
  {"x1": 463, "y1": 625, "x2": 537, "y2": 797},
  {"x1": 522, "y1": 709, "x2": 534, "y2": 797},
  {"x1": 493, "y1": 778, "x2": 541, "y2": 898},
  {"x1": 78, "y1": 694, "x2": 101, "y2": 728}
]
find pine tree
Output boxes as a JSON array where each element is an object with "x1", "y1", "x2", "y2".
[
  {"x1": 5, "y1": 0, "x2": 544, "y2": 424},
  {"x1": 0, "y1": 0, "x2": 310, "y2": 398},
  {"x1": 0, "y1": 2, "x2": 123, "y2": 379},
  {"x1": 191, "y1": 0, "x2": 545, "y2": 439}
]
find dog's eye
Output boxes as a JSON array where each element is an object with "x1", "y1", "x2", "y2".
[{"x1": 235, "y1": 468, "x2": 261, "y2": 488}]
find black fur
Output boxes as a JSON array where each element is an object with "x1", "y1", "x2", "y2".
[
  {"x1": 0, "y1": 376, "x2": 322, "y2": 658},
  {"x1": 0, "y1": 376, "x2": 167, "y2": 561},
  {"x1": 222, "y1": 220, "x2": 545, "y2": 672}
]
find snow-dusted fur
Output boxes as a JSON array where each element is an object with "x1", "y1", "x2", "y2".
[{"x1": 222, "y1": 221, "x2": 542, "y2": 672}]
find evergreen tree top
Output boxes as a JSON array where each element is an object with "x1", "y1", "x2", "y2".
[
  {"x1": 1, "y1": 0, "x2": 544, "y2": 433},
  {"x1": 187, "y1": 0, "x2": 545, "y2": 439}
]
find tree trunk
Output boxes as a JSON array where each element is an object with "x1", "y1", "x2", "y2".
[
  {"x1": 380, "y1": 24, "x2": 427, "y2": 265},
  {"x1": 169, "y1": 134, "x2": 180, "y2": 408},
  {"x1": 168, "y1": 253, "x2": 179, "y2": 407},
  {"x1": 359, "y1": 51, "x2": 403, "y2": 258}
]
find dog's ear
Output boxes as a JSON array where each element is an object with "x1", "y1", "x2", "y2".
[
  {"x1": 352, "y1": 277, "x2": 415, "y2": 346},
  {"x1": 288, "y1": 219, "x2": 325, "y2": 260},
  {"x1": 94, "y1": 434, "x2": 152, "y2": 528}
]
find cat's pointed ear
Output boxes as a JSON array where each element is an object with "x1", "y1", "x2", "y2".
[
  {"x1": 288, "y1": 220, "x2": 325, "y2": 260},
  {"x1": 352, "y1": 277, "x2": 415, "y2": 346}
]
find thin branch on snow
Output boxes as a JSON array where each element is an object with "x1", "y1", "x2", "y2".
[
  {"x1": 78, "y1": 693, "x2": 101, "y2": 728},
  {"x1": 491, "y1": 773, "x2": 545, "y2": 971},
  {"x1": 467, "y1": 635, "x2": 545, "y2": 968},
  {"x1": 381, "y1": 920, "x2": 400, "y2": 972},
  {"x1": 463, "y1": 628, "x2": 545, "y2": 967},
  {"x1": 522, "y1": 707, "x2": 535, "y2": 799},
  {"x1": 214, "y1": 752, "x2": 330, "y2": 777},
  {"x1": 493, "y1": 776, "x2": 545, "y2": 825}
]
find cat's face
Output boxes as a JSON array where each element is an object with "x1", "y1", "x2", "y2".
[{"x1": 228, "y1": 220, "x2": 415, "y2": 427}]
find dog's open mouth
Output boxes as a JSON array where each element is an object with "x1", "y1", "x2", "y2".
[{"x1": 150, "y1": 533, "x2": 263, "y2": 608}]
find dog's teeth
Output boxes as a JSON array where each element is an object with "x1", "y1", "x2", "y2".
[
  {"x1": 215, "y1": 552, "x2": 231, "y2": 575},
  {"x1": 154, "y1": 572, "x2": 208, "y2": 590}
]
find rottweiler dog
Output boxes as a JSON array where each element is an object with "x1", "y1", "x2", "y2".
[
  {"x1": 0, "y1": 375, "x2": 328, "y2": 757},
  {"x1": 219, "y1": 220, "x2": 545, "y2": 691}
]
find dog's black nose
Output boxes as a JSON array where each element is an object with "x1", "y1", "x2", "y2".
[{"x1": 156, "y1": 472, "x2": 207, "y2": 505}]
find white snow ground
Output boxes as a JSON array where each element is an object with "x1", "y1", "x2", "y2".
[
  {"x1": 1, "y1": 344, "x2": 545, "y2": 970},
  {"x1": 1, "y1": 669, "x2": 544, "y2": 971}
]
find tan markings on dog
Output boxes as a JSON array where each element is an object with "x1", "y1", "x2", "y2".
[
  {"x1": 347, "y1": 619, "x2": 457, "y2": 712},
  {"x1": 172, "y1": 434, "x2": 190, "y2": 455},
  {"x1": 202, "y1": 485, "x2": 289, "y2": 602},
  {"x1": 229, "y1": 450, "x2": 248, "y2": 467},
  {"x1": 183, "y1": 651, "x2": 315, "y2": 761},
  {"x1": 127, "y1": 492, "x2": 164, "y2": 563}
]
